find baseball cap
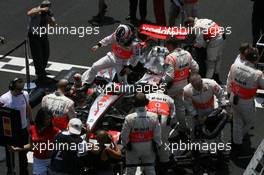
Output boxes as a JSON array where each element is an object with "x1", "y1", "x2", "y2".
[{"x1": 68, "y1": 118, "x2": 82, "y2": 135}]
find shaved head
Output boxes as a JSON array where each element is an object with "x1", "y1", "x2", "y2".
[
  {"x1": 134, "y1": 92, "x2": 149, "y2": 107},
  {"x1": 57, "y1": 79, "x2": 69, "y2": 89},
  {"x1": 189, "y1": 74, "x2": 203, "y2": 91}
]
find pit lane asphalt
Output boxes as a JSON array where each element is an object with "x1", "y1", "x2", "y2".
[{"x1": 0, "y1": 0, "x2": 262, "y2": 174}]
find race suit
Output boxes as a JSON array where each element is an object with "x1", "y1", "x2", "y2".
[
  {"x1": 184, "y1": 0, "x2": 199, "y2": 18},
  {"x1": 234, "y1": 54, "x2": 245, "y2": 64},
  {"x1": 227, "y1": 60, "x2": 264, "y2": 145},
  {"x1": 162, "y1": 48, "x2": 199, "y2": 132},
  {"x1": 121, "y1": 107, "x2": 162, "y2": 175},
  {"x1": 183, "y1": 78, "x2": 226, "y2": 141},
  {"x1": 193, "y1": 18, "x2": 225, "y2": 78},
  {"x1": 41, "y1": 91, "x2": 76, "y2": 130},
  {"x1": 82, "y1": 33, "x2": 143, "y2": 84},
  {"x1": 184, "y1": 78, "x2": 226, "y2": 117},
  {"x1": 146, "y1": 91, "x2": 176, "y2": 163}
]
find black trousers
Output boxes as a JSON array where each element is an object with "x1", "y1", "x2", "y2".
[
  {"x1": 5, "y1": 128, "x2": 29, "y2": 175},
  {"x1": 252, "y1": 14, "x2": 264, "y2": 47},
  {"x1": 28, "y1": 32, "x2": 50, "y2": 78},
  {"x1": 129, "y1": 0, "x2": 147, "y2": 21}
]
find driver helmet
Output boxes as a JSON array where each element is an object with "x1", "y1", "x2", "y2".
[{"x1": 115, "y1": 24, "x2": 134, "y2": 46}]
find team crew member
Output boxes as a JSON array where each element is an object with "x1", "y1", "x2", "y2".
[
  {"x1": 81, "y1": 24, "x2": 143, "y2": 91},
  {"x1": 128, "y1": 0, "x2": 147, "y2": 25},
  {"x1": 153, "y1": 0, "x2": 166, "y2": 25},
  {"x1": 27, "y1": 0, "x2": 56, "y2": 82},
  {"x1": 49, "y1": 118, "x2": 90, "y2": 175},
  {"x1": 184, "y1": 17, "x2": 225, "y2": 83},
  {"x1": 42, "y1": 79, "x2": 76, "y2": 130},
  {"x1": 121, "y1": 93, "x2": 161, "y2": 175},
  {"x1": 160, "y1": 38, "x2": 199, "y2": 132},
  {"x1": 226, "y1": 47, "x2": 264, "y2": 148},
  {"x1": 146, "y1": 90, "x2": 176, "y2": 173},
  {"x1": 234, "y1": 43, "x2": 251, "y2": 64},
  {"x1": 9, "y1": 109, "x2": 60, "y2": 175},
  {"x1": 0, "y1": 78, "x2": 33, "y2": 175},
  {"x1": 168, "y1": 0, "x2": 183, "y2": 26},
  {"x1": 183, "y1": 0, "x2": 199, "y2": 18},
  {"x1": 183, "y1": 74, "x2": 226, "y2": 128},
  {"x1": 94, "y1": 0, "x2": 107, "y2": 22},
  {"x1": 89, "y1": 130, "x2": 122, "y2": 174}
]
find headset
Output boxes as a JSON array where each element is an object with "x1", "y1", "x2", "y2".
[{"x1": 9, "y1": 78, "x2": 23, "y2": 91}]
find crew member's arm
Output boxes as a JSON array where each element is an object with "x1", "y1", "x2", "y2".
[
  {"x1": 190, "y1": 54, "x2": 199, "y2": 74},
  {"x1": 120, "y1": 115, "x2": 132, "y2": 146},
  {"x1": 183, "y1": 86, "x2": 197, "y2": 117},
  {"x1": 169, "y1": 98, "x2": 176, "y2": 124},
  {"x1": 8, "y1": 137, "x2": 32, "y2": 152},
  {"x1": 47, "y1": 12, "x2": 56, "y2": 26},
  {"x1": 226, "y1": 64, "x2": 234, "y2": 95},
  {"x1": 27, "y1": 7, "x2": 49, "y2": 16},
  {"x1": 211, "y1": 80, "x2": 226, "y2": 107},
  {"x1": 160, "y1": 55, "x2": 175, "y2": 84}
]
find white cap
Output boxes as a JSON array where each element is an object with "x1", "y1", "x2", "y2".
[{"x1": 68, "y1": 118, "x2": 82, "y2": 135}]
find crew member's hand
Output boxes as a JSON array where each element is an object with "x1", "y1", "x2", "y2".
[
  {"x1": 8, "y1": 145, "x2": 20, "y2": 152},
  {"x1": 91, "y1": 45, "x2": 99, "y2": 52}
]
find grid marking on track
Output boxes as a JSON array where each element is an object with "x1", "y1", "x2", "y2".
[{"x1": 0, "y1": 55, "x2": 89, "y2": 77}]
